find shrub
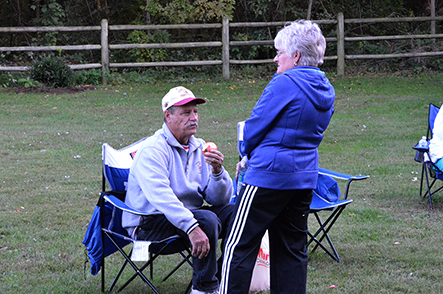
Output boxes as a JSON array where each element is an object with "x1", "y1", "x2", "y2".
[
  {"x1": 0, "y1": 73, "x2": 14, "y2": 87},
  {"x1": 17, "y1": 77, "x2": 40, "y2": 88},
  {"x1": 0, "y1": 72, "x2": 30, "y2": 88},
  {"x1": 28, "y1": 56, "x2": 73, "y2": 88},
  {"x1": 127, "y1": 30, "x2": 170, "y2": 62},
  {"x1": 74, "y1": 69, "x2": 102, "y2": 85}
]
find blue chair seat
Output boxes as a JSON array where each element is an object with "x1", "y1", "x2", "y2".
[{"x1": 310, "y1": 196, "x2": 353, "y2": 211}]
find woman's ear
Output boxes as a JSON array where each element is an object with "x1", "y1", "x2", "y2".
[{"x1": 295, "y1": 50, "x2": 301, "y2": 64}]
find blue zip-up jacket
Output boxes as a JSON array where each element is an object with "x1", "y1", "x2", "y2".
[{"x1": 241, "y1": 66, "x2": 335, "y2": 190}]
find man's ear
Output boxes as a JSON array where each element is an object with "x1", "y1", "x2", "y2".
[{"x1": 164, "y1": 110, "x2": 171, "y2": 123}]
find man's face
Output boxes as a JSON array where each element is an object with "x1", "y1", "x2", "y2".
[{"x1": 165, "y1": 103, "x2": 199, "y2": 144}]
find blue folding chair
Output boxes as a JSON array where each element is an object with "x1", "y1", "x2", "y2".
[
  {"x1": 236, "y1": 121, "x2": 369, "y2": 262},
  {"x1": 413, "y1": 103, "x2": 443, "y2": 208},
  {"x1": 83, "y1": 138, "x2": 193, "y2": 293},
  {"x1": 308, "y1": 168, "x2": 369, "y2": 262}
]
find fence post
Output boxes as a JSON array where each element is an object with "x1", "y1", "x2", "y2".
[
  {"x1": 337, "y1": 12, "x2": 345, "y2": 77},
  {"x1": 431, "y1": 0, "x2": 436, "y2": 35},
  {"x1": 101, "y1": 19, "x2": 109, "y2": 84},
  {"x1": 222, "y1": 16, "x2": 230, "y2": 80}
]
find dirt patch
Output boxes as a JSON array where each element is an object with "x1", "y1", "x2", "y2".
[{"x1": 11, "y1": 85, "x2": 96, "y2": 94}]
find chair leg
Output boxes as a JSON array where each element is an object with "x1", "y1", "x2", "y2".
[
  {"x1": 107, "y1": 259, "x2": 129, "y2": 294},
  {"x1": 431, "y1": 185, "x2": 443, "y2": 197},
  {"x1": 120, "y1": 241, "x2": 193, "y2": 291},
  {"x1": 150, "y1": 252, "x2": 154, "y2": 279},
  {"x1": 103, "y1": 231, "x2": 160, "y2": 294},
  {"x1": 308, "y1": 230, "x2": 340, "y2": 262},
  {"x1": 419, "y1": 162, "x2": 426, "y2": 199},
  {"x1": 312, "y1": 212, "x2": 341, "y2": 262},
  {"x1": 161, "y1": 250, "x2": 192, "y2": 282},
  {"x1": 426, "y1": 182, "x2": 443, "y2": 209},
  {"x1": 308, "y1": 207, "x2": 348, "y2": 263},
  {"x1": 120, "y1": 248, "x2": 167, "y2": 291},
  {"x1": 185, "y1": 280, "x2": 193, "y2": 294},
  {"x1": 101, "y1": 254, "x2": 105, "y2": 293},
  {"x1": 120, "y1": 256, "x2": 157, "y2": 291},
  {"x1": 422, "y1": 166, "x2": 433, "y2": 208}
]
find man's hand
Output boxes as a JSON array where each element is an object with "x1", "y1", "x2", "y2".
[
  {"x1": 188, "y1": 226, "x2": 210, "y2": 259},
  {"x1": 203, "y1": 149, "x2": 224, "y2": 175}
]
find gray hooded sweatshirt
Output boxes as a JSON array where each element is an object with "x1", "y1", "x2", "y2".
[{"x1": 122, "y1": 123, "x2": 233, "y2": 236}]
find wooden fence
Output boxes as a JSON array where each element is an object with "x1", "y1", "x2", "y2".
[{"x1": 0, "y1": 13, "x2": 442, "y2": 80}]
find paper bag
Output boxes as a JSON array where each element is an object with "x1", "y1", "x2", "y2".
[
  {"x1": 249, "y1": 231, "x2": 270, "y2": 293},
  {"x1": 131, "y1": 241, "x2": 151, "y2": 261}
]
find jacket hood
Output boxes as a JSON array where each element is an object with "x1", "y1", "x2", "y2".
[{"x1": 283, "y1": 66, "x2": 335, "y2": 111}]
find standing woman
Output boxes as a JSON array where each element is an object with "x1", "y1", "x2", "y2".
[{"x1": 220, "y1": 20, "x2": 335, "y2": 294}]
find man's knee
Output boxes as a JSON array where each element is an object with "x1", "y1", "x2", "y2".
[{"x1": 193, "y1": 209, "x2": 222, "y2": 239}]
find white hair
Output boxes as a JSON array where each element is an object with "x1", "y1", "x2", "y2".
[{"x1": 274, "y1": 20, "x2": 326, "y2": 66}]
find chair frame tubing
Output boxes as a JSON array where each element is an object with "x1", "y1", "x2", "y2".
[
  {"x1": 416, "y1": 103, "x2": 443, "y2": 208},
  {"x1": 307, "y1": 204, "x2": 351, "y2": 262},
  {"x1": 99, "y1": 197, "x2": 193, "y2": 293},
  {"x1": 97, "y1": 141, "x2": 194, "y2": 293},
  {"x1": 118, "y1": 238, "x2": 193, "y2": 292},
  {"x1": 307, "y1": 173, "x2": 368, "y2": 262},
  {"x1": 102, "y1": 229, "x2": 160, "y2": 294},
  {"x1": 419, "y1": 158, "x2": 443, "y2": 208}
]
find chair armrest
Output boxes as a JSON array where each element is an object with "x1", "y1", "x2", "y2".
[
  {"x1": 104, "y1": 194, "x2": 151, "y2": 216},
  {"x1": 319, "y1": 167, "x2": 369, "y2": 181},
  {"x1": 412, "y1": 142, "x2": 429, "y2": 153},
  {"x1": 319, "y1": 167, "x2": 369, "y2": 200}
]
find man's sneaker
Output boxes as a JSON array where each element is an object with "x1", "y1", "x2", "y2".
[{"x1": 190, "y1": 287, "x2": 219, "y2": 294}]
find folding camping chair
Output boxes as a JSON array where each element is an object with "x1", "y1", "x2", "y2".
[
  {"x1": 236, "y1": 121, "x2": 369, "y2": 262},
  {"x1": 308, "y1": 168, "x2": 368, "y2": 262},
  {"x1": 413, "y1": 103, "x2": 443, "y2": 208},
  {"x1": 83, "y1": 138, "x2": 193, "y2": 294}
]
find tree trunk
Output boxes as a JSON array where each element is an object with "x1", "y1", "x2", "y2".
[
  {"x1": 146, "y1": 0, "x2": 151, "y2": 24},
  {"x1": 431, "y1": 0, "x2": 435, "y2": 35},
  {"x1": 16, "y1": 0, "x2": 22, "y2": 25},
  {"x1": 307, "y1": 0, "x2": 313, "y2": 20}
]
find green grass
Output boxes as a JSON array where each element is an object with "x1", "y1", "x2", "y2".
[{"x1": 1, "y1": 73, "x2": 443, "y2": 293}]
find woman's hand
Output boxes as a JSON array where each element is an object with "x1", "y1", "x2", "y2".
[{"x1": 235, "y1": 161, "x2": 241, "y2": 179}]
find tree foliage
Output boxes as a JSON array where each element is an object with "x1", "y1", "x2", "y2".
[
  {"x1": 144, "y1": 0, "x2": 235, "y2": 24},
  {"x1": 1, "y1": 0, "x2": 440, "y2": 28},
  {"x1": 0, "y1": 0, "x2": 442, "y2": 72}
]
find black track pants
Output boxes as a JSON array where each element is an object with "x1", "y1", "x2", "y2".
[{"x1": 220, "y1": 185, "x2": 312, "y2": 294}]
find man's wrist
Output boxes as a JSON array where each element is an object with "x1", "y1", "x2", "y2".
[
  {"x1": 212, "y1": 166, "x2": 224, "y2": 176},
  {"x1": 186, "y1": 222, "x2": 199, "y2": 235}
]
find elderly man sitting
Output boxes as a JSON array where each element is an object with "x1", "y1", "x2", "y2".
[{"x1": 122, "y1": 86, "x2": 234, "y2": 294}]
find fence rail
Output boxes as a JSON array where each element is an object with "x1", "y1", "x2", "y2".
[{"x1": 0, "y1": 14, "x2": 442, "y2": 79}]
